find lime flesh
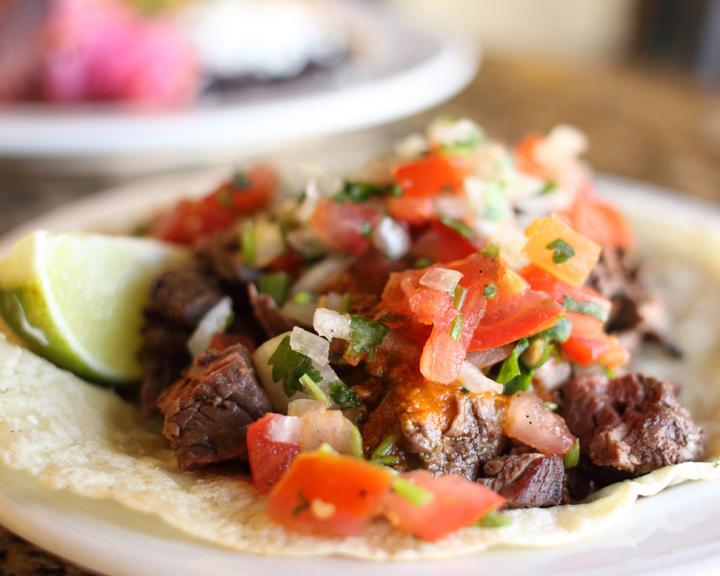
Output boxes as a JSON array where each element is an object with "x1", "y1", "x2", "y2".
[{"x1": 0, "y1": 232, "x2": 187, "y2": 385}]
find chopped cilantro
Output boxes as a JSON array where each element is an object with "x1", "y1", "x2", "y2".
[
  {"x1": 453, "y1": 285, "x2": 467, "y2": 310},
  {"x1": 539, "y1": 180, "x2": 557, "y2": 195},
  {"x1": 349, "y1": 316, "x2": 388, "y2": 355},
  {"x1": 542, "y1": 316, "x2": 572, "y2": 343},
  {"x1": 217, "y1": 187, "x2": 232, "y2": 207},
  {"x1": 299, "y1": 373, "x2": 329, "y2": 404},
  {"x1": 361, "y1": 221, "x2": 373, "y2": 238},
  {"x1": 292, "y1": 291, "x2": 314, "y2": 305},
  {"x1": 392, "y1": 478, "x2": 434, "y2": 508},
  {"x1": 564, "y1": 438, "x2": 580, "y2": 468},
  {"x1": 241, "y1": 221, "x2": 256, "y2": 265},
  {"x1": 258, "y1": 272, "x2": 291, "y2": 305},
  {"x1": 483, "y1": 283, "x2": 497, "y2": 299},
  {"x1": 484, "y1": 181, "x2": 509, "y2": 221},
  {"x1": 497, "y1": 339, "x2": 529, "y2": 385},
  {"x1": 481, "y1": 243, "x2": 500, "y2": 257},
  {"x1": 340, "y1": 292, "x2": 352, "y2": 313},
  {"x1": 450, "y1": 314, "x2": 463, "y2": 340},
  {"x1": 335, "y1": 180, "x2": 399, "y2": 203},
  {"x1": 292, "y1": 490, "x2": 310, "y2": 516},
  {"x1": 476, "y1": 513, "x2": 512, "y2": 528},
  {"x1": 232, "y1": 170, "x2": 250, "y2": 189},
  {"x1": 520, "y1": 337, "x2": 553, "y2": 369},
  {"x1": 546, "y1": 238, "x2": 575, "y2": 264},
  {"x1": 439, "y1": 216, "x2": 474, "y2": 239},
  {"x1": 329, "y1": 380, "x2": 362, "y2": 409},
  {"x1": 371, "y1": 435, "x2": 399, "y2": 466},
  {"x1": 414, "y1": 257, "x2": 433, "y2": 269},
  {"x1": 459, "y1": 386, "x2": 471, "y2": 395},
  {"x1": 562, "y1": 296, "x2": 609, "y2": 322},
  {"x1": 268, "y1": 336, "x2": 322, "y2": 397}
]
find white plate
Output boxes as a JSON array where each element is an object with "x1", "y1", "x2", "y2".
[
  {"x1": 0, "y1": 1, "x2": 478, "y2": 162},
  {"x1": 1, "y1": 174, "x2": 720, "y2": 576}
]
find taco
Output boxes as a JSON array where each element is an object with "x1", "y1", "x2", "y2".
[{"x1": 0, "y1": 118, "x2": 718, "y2": 559}]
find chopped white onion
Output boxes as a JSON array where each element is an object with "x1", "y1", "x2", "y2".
[
  {"x1": 534, "y1": 358, "x2": 572, "y2": 391},
  {"x1": 297, "y1": 179, "x2": 321, "y2": 222},
  {"x1": 313, "y1": 307, "x2": 352, "y2": 341},
  {"x1": 435, "y1": 195, "x2": 468, "y2": 220},
  {"x1": 420, "y1": 267, "x2": 463, "y2": 294},
  {"x1": 187, "y1": 297, "x2": 233, "y2": 357},
  {"x1": 267, "y1": 414, "x2": 303, "y2": 444},
  {"x1": 253, "y1": 332, "x2": 297, "y2": 412},
  {"x1": 371, "y1": 216, "x2": 410, "y2": 260},
  {"x1": 290, "y1": 326, "x2": 330, "y2": 366},
  {"x1": 291, "y1": 256, "x2": 350, "y2": 295},
  {"x1": 298, "y1": 407, "x2": 362, "y2": 456},
  {"x1": 394, "y1": 132, "x2": 429, "y2": 158},
  {"x1": 428, "y1": 117, "x2": 483, "y2": 148},
  {"x1": 288, "y1": 399, "x2": 327, "y2": 417},
  {"x1": 458, "y1": 362, "x2": 504, "y2": 394},
  {"x1": 535, "y1": 125, "x2": 588, "y2": 176}
]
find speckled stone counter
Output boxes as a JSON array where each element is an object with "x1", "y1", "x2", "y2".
[{"x1": 1, "y1": 56, "x2": 719, "y2": 574}]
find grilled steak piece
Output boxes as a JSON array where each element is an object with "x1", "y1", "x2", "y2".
[
  {"x1": 247, "y1": 283, "x2": 293, "y2": 338},
  {"x1": 196, "y1": 228, "x2": 259, "y2": 286},
  {"x1": 138, "y1": 267, "x2": 226, "y2": 414},
  {"x1": 363, "y1": 365, "x2": 506, "y2": 480},
  {"x1": 562, "y1": 373, "x2": 705, "y2": 475},
  {"x1": 157, "y1": 343, "x2": 271, "y2": 471},
  {"x1": 588, "y1": 248, "x2": 678, "y2": 355},
  {"x1": 481, "y1": 452, "x2": 565, "y2": 508},
  {"x1": 149, "y1": 267, "x2": 224, "y2": 328}
]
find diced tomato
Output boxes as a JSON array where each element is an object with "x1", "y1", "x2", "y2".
[
  {"x1": 468, "y1": 288, "x2": 564, "y2": 351},
  {"x1": 208, "y1": 332, "x2": 256, "y2": 353},
  {"x1": 151, "y1": 165, "x2": 277, "y2": 245},
  {"x1": 266, "y1": 249, "x2": 306, "y2": 274},
  {"x1": 411, "y1": 220, "x2": 478, "y2": 263},
  {"x1": 267, "y1": 452, "x2": 393, "y2": 537},
  {"x1": 247, "y1": 413, "x2": 302, "y2": 494},
  {"x1": 523, "y1": 215, "x2": 601, "y2": 287},
  {"x1": 515, "y1": 134, "x2": 551, "y2": 179},
  {"x1": 310, "y1": 199, "x2": 380, "y2": 256},
  {"x1": 393, "y1": 154, "x2": 467, "y2": 198},
  {"x1": 567, "y1": 196, "x2": 633, "y2": 249},
  {"x1": 387, "y1": 195, "x2": 437, "y2": 224},
  {"x1": 382, "y1": 471, "x2": 505, "y2": 542}
]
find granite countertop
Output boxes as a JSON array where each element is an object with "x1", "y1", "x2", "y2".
[{"x1": 1, "y1": 56, "x2": 719, "y2": 575}]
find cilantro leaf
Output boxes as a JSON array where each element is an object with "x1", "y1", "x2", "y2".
[
  {"x1": 268, "y1": 336, "x2": 322, "y2": 398},
  {"x1": 439, "y1": 216, "x2": 474, "y2": 239},
  {"x1": 258, "y1": 272, "x2": 291, "y2": 305},
  {"x1": 546, "y1": 238, "x2": 575, "y2": 264},
  {"x1": 335, "y1": 181, "x2": 401, "y2": 203},
  {"x1": 562, "y1": 295, "x2": 609, "y2": 322},
  {"x1": 542, "y1": 316, "x2": 572, "y2": 343},
  {"x1": 329, "y1": 380, "x2": 362, "y2": 409},
  {"x1": 349, "y1": 316, "x2": 388, "y2": 355}
]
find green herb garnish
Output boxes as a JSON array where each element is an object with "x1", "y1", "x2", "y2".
[
  {"x1": 542, "y1": 316, "x2": 572, "y2": 343},
  {"x1": 299, "y1": 373, "x2": 329, "y2": 404},
  {"x1": 392, "y1": 478, "x2": 434, "y2": 508},
  {"x1": 232, "y1": 170, "x2": 250, "y2": 189},
  {"x1": 340, "y1": 292, "x2": 352, "y2": 313},
  {"x1": 361, "y1": 221, "x2": 373, "y2": 238},
  {"x1": 348, "y1": 316, "x2": 388, "y2": 356},
  {"x1": 453, "y1": 285, "x2": 467, "y2": 310},
  {"x1": 335, "y1": 181, "x2": 400, "y2": 203},
  {"x1": 292, "y1": 291, "x2": 314, "y2": 305},
  {"x1": 481, "y1": 243, "x2": 500, "y2": 257},
  {"x1": 459, "y1": 386, "x2": 471, "y2": 394},
  {"x1": 450, "y1": 314, "x2": 464, "y2": 341},
  {"x1": 268, "y1": 336, "x2": 323, "y2": 397},
  {"x1": 484, "y1": 181, "x2": 509, "y2": 221},
  {"x1": 414, "y1": 257, "x2": 433, "y2": 269},
  {"x1": 329, "y1": 380, "x2": 362, "y2": 410},
  {"x1": 483, "y1": 283, "x2": 497, "y2": 299},
  {"x1": 241, "y1": 220, "x2": 256, "y2": 265},
  {"x1": 371, "y1": 435, "x2": 399, "y2": 466},
  {"x1": 564, "y1": 438, "x2": 581, "y2": 469},
  {"x1": 546, "y1": 238, "x2": 575, "y2": 264},
  {"x1": 439, "y1": 216, "x2": 474, "y2": 239},
  {"x1": 520, "y1": 337, "x2": 553, "y2": 369},
  {"x1": 539, "y1": 180, "x2": 557, "y2": 195},
  {"x1": 217, "y1": 187, "x2": 232, "y2": 207},
  {"x1": 497, "y1": 338, "x2": 529, "y2": 385},
  {"x1": 562, "y1": 295, "x2": 609, "y2": 322},
  {"x1": 476, "y1": 513, "x2": 512, "y2": 528},
  {"x1": 258, "y1": 272, "x2": 291, "y2": 305}
]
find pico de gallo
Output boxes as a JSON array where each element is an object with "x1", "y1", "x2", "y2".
[{"x1": 140, "y1": 118, "x2": 704, "y2": 542}]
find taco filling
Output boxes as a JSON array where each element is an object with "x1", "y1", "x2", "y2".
[{"x1": 0, "y1": 118, "x2": 709, "y2": 547}]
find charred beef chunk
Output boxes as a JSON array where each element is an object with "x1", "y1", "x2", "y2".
[
  {"x1": 247, "y1": 283, "x2": 293, "y2": 338},
  {"x1": 139, "y1": 267, "x2": 225, "y2": 414},
  {"x1": 480, "y1": 452, "x2": 565, "y2": 508},
  {"x1": 363, "y1": 366, "x2": 506, "y2": 480},
  {"x1": 157, "y1": 343, "x2": 271, "y2": 471},
  {"x1": 588, "y1": 248, "x2": 679, "y2": 355},
  {"x1": 196, "y1": 228, "x2": 259, "y2": 286},
  {"x1": 562, "y1": 373, "x2": 705, "y2": 475}
]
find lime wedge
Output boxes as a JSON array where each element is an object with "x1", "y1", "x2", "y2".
[{"x1": 0, "y1": 231, "x2": 188, "y2": 385}]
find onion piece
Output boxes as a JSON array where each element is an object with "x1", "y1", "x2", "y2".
[
  {"x1": 187, "y1": 297, "x2": 233, "y2": 357},
  {"x1": 289, "y1": 326, "x2": 330, "y2": 366},
  {"x1": 458, "y1": 362, "x2": 503, "y2": 394},
  {"x1": 313, "y1": 307, "x2": 352, "y2": 341},
  {"x1": 419, "y1": 267, "x2": 463, "y2": 294},
  {"x1": 372, "y1": 216, "x2": 410, "y2": 260},
  {"x1": 267, "y1": 413, "x2": 303, "y2": 444},
  {"x1": 504, "y1": 392, "x2": 575, "y2": 455},
  {"x1": 291, "y1": 256, "x2": 351, "y2": 295},
  {"x1": 253, "y1": 218, "x2": 285, "y2": 268},
  {"x1": 298, "y1": 407, "x2": 363, "y2": 457}
]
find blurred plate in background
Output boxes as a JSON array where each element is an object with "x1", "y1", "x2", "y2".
[{"x1": 0, "y1": 1, "x2": 478, "y2": 169}]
